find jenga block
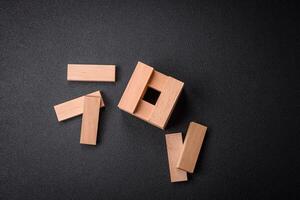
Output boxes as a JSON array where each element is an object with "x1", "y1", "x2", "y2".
[
  {"x1": 134, "y1": 100, "x2": 154, "y2": 121},
  {"x1": 53, "y1": 91, "x2": 104, "y2": 122},
  {"x1": 149, "y1": 77, "x2": 184, "y2": 129},
  {"x1": 165, "y1": 133, "x2": 188, "y2": 182},
  {"x1": 67, "y1": 64, "x2": 116, "y2": 82},
  {"x1": 118, "y1": 62, "x2": 153, "y2": 113},
  {"x1": 147, "y1": 71, "x2": 168, "y2": 91},
  {"x1": 80, "y1": 96, "x2": 101, "y2": 145},
  {"x1": 177, "y1": 122, "x2": 207, "y2": 173}
]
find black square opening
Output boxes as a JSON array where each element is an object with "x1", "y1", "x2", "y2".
[{"x1": 143, "y1": 87, "x2": 161, "y2": 105}]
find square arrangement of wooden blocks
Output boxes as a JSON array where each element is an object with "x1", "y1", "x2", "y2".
[{"x1": 118, "y1": 61, "x2": 184, "y2": 129}]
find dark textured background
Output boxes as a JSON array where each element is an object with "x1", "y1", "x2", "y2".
[{"x1": 1, "y1": 0, "x2": 299, "y2": 199}]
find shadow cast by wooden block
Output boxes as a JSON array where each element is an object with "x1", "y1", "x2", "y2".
[
  {"x1": 165, "y1": 89, "x2": 189, "y2": 130},
  {"x1": 114, "y1": 65, "x2": 119, "y2": 84},
  {"x1": 96, "y1": 90, "x2": 108, "y2": 145}
]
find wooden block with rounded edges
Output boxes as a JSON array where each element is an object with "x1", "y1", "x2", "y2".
[
  {"x1": 118, "y1": 62, "x2": 153, "y2": 113},
  {"x1": 177, "y1": 122, "x2": 207, "y2": 173},
  {"x1": 53, "y1": 91, "x2": 104, "y2": 122},
  {"x1": 67, "y1": 64, "x2": 116, "y2": 82},
  {"x1": 165, "y1": 133, "x2": 188, "y2": 182},
  {"x1": 80, "y1": 96, "x2": 101, "y2": 145}
]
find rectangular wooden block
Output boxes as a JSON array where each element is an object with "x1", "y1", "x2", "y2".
[
  {"x1": 53, "y1": 91, "x2": 104, "y2": 122},
  {"x1": 165, "y1": 133, "x2": 188, "y2": 183},
  {"x1": 117, "y1": 61, "x2": 184, "y2": 130},
  {"x1": 67, "y1": 64, "x2": 116, "y2": 82},
  {"x1": 134, "y1": 100, "x2": 154, "y2": 121},
  {"x1": 80, "y1": 96, "x2": 101, "y2": 145},
  {"x1": 118, "y1": 62, "x2": 153, "y2": 113},
  {"x1": 147, "y1": 71, "x2": 168, "y2": 91},
  {"x1": 149, "y1": 77, "x2": 184, "y2": 129},
  {"x1": 177, "y1": 122, "x2": 207, "y2": 173}
]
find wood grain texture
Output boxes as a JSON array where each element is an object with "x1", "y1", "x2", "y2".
[
  {"x1": 53, "y1": 91, "x2": 104, "y2": 122},
  {"x1": 165, "y1": 133, "x2": 188, "y2": 183},
  {"x1": 118, "y1": 61, "x2": 153, "y2": 113},
  {"x1": 147, "y1": 71, "x2": 168, "y2": 91},
  {"x1": 67, "y1": 64, "x2": 116, "y2": 82},
  {"x1": 177, "y1": 122, "x2": 207, "y2": 173},
  {"x1": 80, "y1": 96, "x2": 101, "y2": 145},
  {"x1": 149, "y1": 77, "x2": 184, "y2": 129},
  {"x1": 134, "y1": 100, "x2": 154, "y2": 121}
]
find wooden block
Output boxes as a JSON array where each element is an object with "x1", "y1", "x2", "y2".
[
  {"x1": 118, "y1": 61, "x2": 184, "y2": 130},
  {"x1": 80, "y1": 96, "x2": 101, "y2": 145},
  {"x1": 53, "y1": 91, "x2": 105, "y2": 122},
  {"x1": 134, "y1": 100, "x2": 154, "y2": 121},
  {"x1": 165, "y1": 133, "x2": 188, "y2": 183},
  {"x1": 149, "y1": 77, "x2": 184, "y2": 129},
  {"x1": 177, "y1": 122, "x2": 207, "y2": 173},
  {"x1": 67, "y1": 64, "x2": 116, "y2": 82},
  {"x1": 118, "y1": 62, "x2": 153, "y2": 113},
  {"x1": 147, "y1": 71, "x2": 168, "y2": 91}
]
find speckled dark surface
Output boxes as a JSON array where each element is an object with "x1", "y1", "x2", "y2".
[{"x1": 0, "y1": 0, "x2": 298, "y2": 199}]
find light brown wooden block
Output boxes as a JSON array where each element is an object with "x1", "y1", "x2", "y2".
[
  {"x1": 147, "y1": 71, "x2": 168, "y2": 91},
  {"x1": 53, "y1": 91, "x2": 104, "y2": 122},
  {"x1": 165, "y1": 133, "x2": 188, "y2": 183},
  {"x1": 118, "y1": 61, "x2": 184, "y2": 129},
  {"x1": 118, "y1": 62, "x2": 153, "y2": 113},
  {"x1": 80, "y1": 96, "x2": 101, "y2": 145},
  {"x1": 149, "y1": 77, "x2": 184, "y2": 129},
  {"x1": 177, "y1": 122, "x2": 207, "y2": 173},
  {"x1": 134, "y1": 100, "x2": 154, "y2": 121},
  {"x1": 67, "y1": 64, "x2": 116, "y2": 82}
]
